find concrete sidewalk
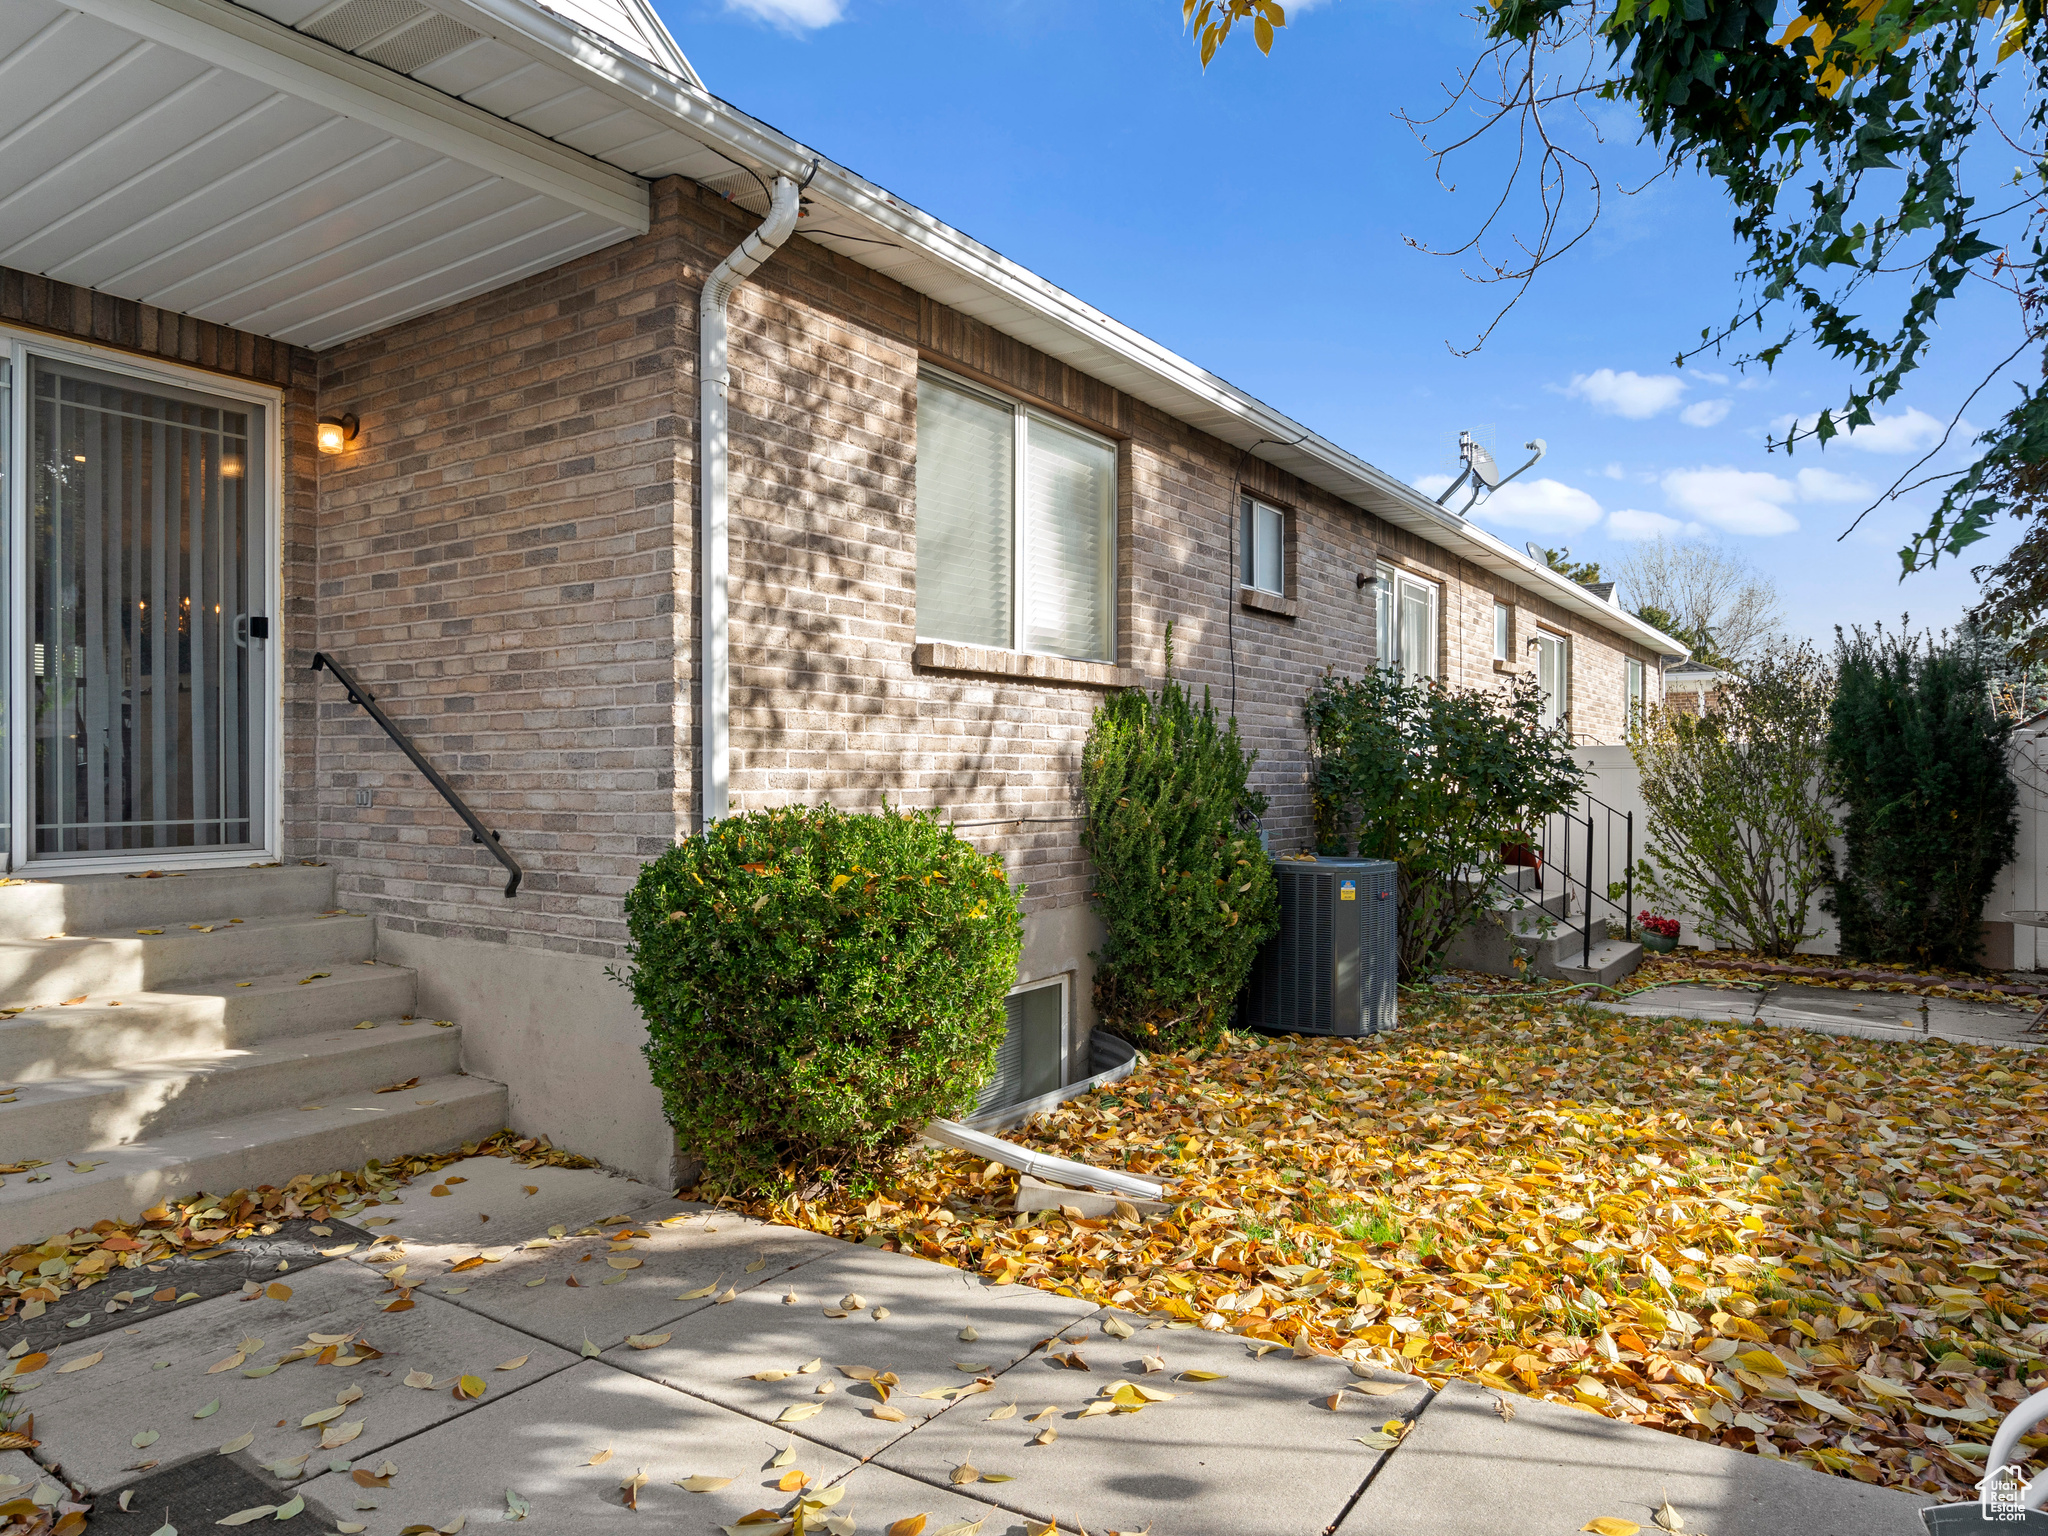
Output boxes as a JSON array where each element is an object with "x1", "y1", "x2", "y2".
[
  {"x1": 1593, "y1": 977, "x2": 2046, "y2": 1050},
  {"x1": 10, "y1": 1158, "x2": 1934, "y2": 1536}
]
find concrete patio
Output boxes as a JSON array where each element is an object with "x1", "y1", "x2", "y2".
[
  {"x1": 4, "y1": 1155, "x2": 1942, "y2": 1536},
  {"x1": 1593, "y1": 977, "x2": 2046, "y2": 1050}
]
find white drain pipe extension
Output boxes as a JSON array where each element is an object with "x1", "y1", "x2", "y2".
[
  {"x1": 923, "y1": 1118, "x2": 1168, "y2": 1202},
  {"x1": 701, "y1": 175, "x2": 801, "y2": 825}
]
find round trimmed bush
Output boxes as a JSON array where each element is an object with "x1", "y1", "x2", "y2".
[{"x1": 623, "y1": 805, "x2": 1023, "y2": 1196}]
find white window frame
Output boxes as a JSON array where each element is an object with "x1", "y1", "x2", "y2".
[
  {"x1": 1533, "y1": 627, "x2": 1570, "y2": 731},
  {"x1": 1240, "y1": 495, "x2": 1285, "y2": 597},
  {"x1": 915, "y1": 366, "x2": 1118, "y2": 664},
  {"x1": 1493, "y1": 600, "x2": 1511, "y2": 662},
  {"x1": 1626, "y1": 657, "x2": 1645, "y2": 723},
  {"x1": 2, "y1": 328, "x2": 284, "y2": 875},
  {"x1": 1374, "y1": 564, "x2": 1440, "y2": 679}
]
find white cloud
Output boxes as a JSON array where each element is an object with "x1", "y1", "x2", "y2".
[
  {"x1": 1686, "y1": 368, "x2": 1730, "y2": 386},
  {"x1": 1473, "y1": 477, "x2": 1605, "y2": 534},
  {"x1": 1601, "y1": 462, "x2": 1626, "y2": 480},
  {"x1": 1563, "y1": 368, "x2": 1688, "y2": 420},
  {"x1": 727, "y1": 0, "x2": 845, "y2": 28},
  {"x1": 1770, "y1": 405, "x2": 1951, "y2": 454},
  {"x1": 1413, "y1": 473, "x2": 1604, "y2": 534},
  {"x1": 1795, "y1": 466, "x2": 1871, "y2": 503},
  {"x1": 1679, "y1": 399, "x2": 1731, "y2": 428},
  {"x1": 1606, "y1": 508, "x2": 1694, "y2": 541},
  {"x1": 1660, "y1": 466, "x2": 1800, "y2": 536}
]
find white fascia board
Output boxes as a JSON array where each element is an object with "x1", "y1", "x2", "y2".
[
  {"x1": 427, "y1": 0, "x2": 701, "y2": 89},
  {"x1": 67, "y1": 0, "x2": 649, "y2": 232},
  {"x1": 397, "y1": 6, "x2": 1688, "y2": 658}
]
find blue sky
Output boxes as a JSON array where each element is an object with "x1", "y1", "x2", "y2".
[{"x1": 652, "y1": 0, "x2": 2024, "y2": 643}]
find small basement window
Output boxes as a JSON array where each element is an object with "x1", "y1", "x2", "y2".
[
  {"x1": 977, "y1": 978, "x2": 1067, "y2": 1114},
  {"x1": 1241, "y1": 496, "x2": 1285, "y2": 596}
]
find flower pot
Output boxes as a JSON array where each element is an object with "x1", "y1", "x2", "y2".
[{"x1": 1638, "y1": 931, "x2": 1678, "y2": 954}]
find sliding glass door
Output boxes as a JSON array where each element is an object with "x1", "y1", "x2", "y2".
[{"x1": 6, "y1": 345, "x2": 272, "y2": 866}]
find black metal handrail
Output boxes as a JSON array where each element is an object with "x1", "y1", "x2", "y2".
[
  {"x1": 1489, "y1": 792, "x2": 1634, "y2": 970},
  {"x1": 310, "y1": 652, "x2": 523, "y2": 898}
]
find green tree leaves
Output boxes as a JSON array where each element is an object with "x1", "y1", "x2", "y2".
[
  {"x1": 1304, "y1": 667, "x2": 1585, "y2": 982},
  {"x1": 1631, "y1": 644, "x2": 1839, "y2": 958},
  {"x1": 1824, "y1": 625, "x2": 2020, "y2": 967},
  {"x1": 623, "y1": 806, "x2": 1023, "y2": 1196}
]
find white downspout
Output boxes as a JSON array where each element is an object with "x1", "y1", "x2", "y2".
[{"x1": 700, "y1": 175, "x2": 801, "y2": 826}]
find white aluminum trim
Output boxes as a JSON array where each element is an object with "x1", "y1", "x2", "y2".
[
  {"x1": 61, "y1": 0, "x2": 650, "y2": 232},
  {"x1": 419, "y1": 0, "x2": 699, "y2": 88},
  {"x1": 0, "y1": 326, "x2": 285, "y2": 871}
]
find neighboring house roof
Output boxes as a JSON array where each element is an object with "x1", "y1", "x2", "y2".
[
  {"x1": 9, "y1": 0, "x2": 1685, "y2": 661},
  {"x1": 1663, "y1": 660, "x2": 1731, "y2": 691}
]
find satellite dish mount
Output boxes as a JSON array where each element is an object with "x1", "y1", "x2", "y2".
[{"x1": 1437, "y1": 431, "x2": 1547, "y2": 515}]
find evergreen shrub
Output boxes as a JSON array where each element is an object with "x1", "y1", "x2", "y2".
[
  {"x1": 1826, "y1": 626, "x2": 2019, "y2": 969},
  {"x1": 623, "y1": 805, "x2": 1022, "y2": 1196},
  {"x1": 1305, "y1": 667, "x2": 1583, "y2": 981},
  {"x1": 1082, "y1": 650, "x2": 1278, "y2": 1054}
]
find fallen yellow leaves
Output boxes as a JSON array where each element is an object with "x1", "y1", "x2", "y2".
[{"x1": 729, "y1": 999, "x2": 2048, "y2": 1503}]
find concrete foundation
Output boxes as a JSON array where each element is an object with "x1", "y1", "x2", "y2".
[
  {"x1": 1018, "y1": 899, "x2": 1103, "y2": 1085},
  {"x1": 374, "y1": 925, "x2": 674, "y2": 1189}
]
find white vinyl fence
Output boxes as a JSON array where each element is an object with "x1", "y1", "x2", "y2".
[{"x1": 1573, "y1": 726, "x2": 2048, "y2": 970}]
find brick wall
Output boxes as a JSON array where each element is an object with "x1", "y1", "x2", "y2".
[
  {"x1": 309, "y1": 180, "x2": 696, "y2": 955},
  {"x1": 300, "y1": 177, "x2": 1665, "y2": 963},
  {"x1": 0, "y1": 267, "x2": 322, "y2": 859},
  {"x1": 704, "y1": 180, "x2": 1665, "y2": 894}
]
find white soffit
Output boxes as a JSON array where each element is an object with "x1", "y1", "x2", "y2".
[{"x1": 0, "y1": 0, "x2": 649, "y2": 350}]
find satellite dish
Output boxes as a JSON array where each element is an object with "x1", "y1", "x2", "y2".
[{"x1": 1468, "y1": 442, "x2": 1501, "y2": 489}]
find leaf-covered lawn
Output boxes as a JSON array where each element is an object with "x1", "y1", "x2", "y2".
[{"x1": 735, "y1": 998, "x2": 2047, "y2": 1502}]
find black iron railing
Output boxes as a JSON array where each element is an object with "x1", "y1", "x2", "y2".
[
  {"x1": 311, "y1": 652, "x2": 523, "y2": 898},
  {"x1": 1490, "y1": 793, "x2": 1633, "y2": 969}
]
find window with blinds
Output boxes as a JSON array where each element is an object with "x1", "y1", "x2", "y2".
[
  {"x1": 915, "y1": 371, "x2": 1117, "y2": 664},
  {"x1": 1241, "y1": 496, "x2": 1284, "y2": 595},
  {"x1": 1373, "y1": 565, "x2": 1439, "y2": 678},
  {"x1": 1535, "y1": 630, "x2": 1570, "y2": 730},
  {"x1": 975, "y1": 979, "x2": 1066, "y2": 1114}
]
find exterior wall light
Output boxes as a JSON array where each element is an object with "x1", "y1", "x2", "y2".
[{"x1": 317, "y1": 413, "x2": 359, "y2": 455}]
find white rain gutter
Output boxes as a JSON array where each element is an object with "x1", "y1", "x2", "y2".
[{"x1": 700, "y1": 174, "x2": 801, "y2": 825}]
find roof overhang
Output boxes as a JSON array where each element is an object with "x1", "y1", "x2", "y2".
[{"x1": 0, "y1": 0, "x2": 648, "y2": 349}]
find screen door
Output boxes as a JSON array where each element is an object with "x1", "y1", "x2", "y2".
[{"x1": 19, "y1": 354, "x2": 267, "y2": 860}]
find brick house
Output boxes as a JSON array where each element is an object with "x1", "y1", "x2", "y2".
[{"x1": 0, "y1": 0, "x2": 1682, "y2": 1225}]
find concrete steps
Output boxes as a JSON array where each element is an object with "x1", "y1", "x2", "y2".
[
  {"x1": 0, "y1": 1018, "x2": 461, "y2": 1163},
  {"x1": 1552, "y1": 936, "x2": 1646, "y2": 988},
  {"x1": 1444, "y1": 895, "x2": 1647, "y2": 988},
  {"x1": 0, "y1": 867, "x2": 507, "y2": 1248},
  {"x1": 0, "y1": 1072, "x2": 505, "y2": 1244},
  {"x1": 0, "y1": 911, "x2": 375, "y2": 1008}
]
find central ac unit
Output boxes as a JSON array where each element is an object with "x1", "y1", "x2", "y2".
[{"x1": 1236, "y1": 856, "x2": 1398, "y2": 1037}]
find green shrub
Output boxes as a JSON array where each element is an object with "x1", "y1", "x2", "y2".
[
  {"x1": 1305, "y1": 667, "x2": 1583, "y2": 981},
  {"x1": 1631, "y1": 642, "x2": 1838, "y2": 958},
  {"x1": 1082, "y1": 649, "x2": 1278, "y2": 1054},
  {"x1": 622, "y1": 805, "x2": 1022, "y2": 1196},
  {"x1": 1826, "y1": 626, "x2": 2019, "y2": 969}
]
